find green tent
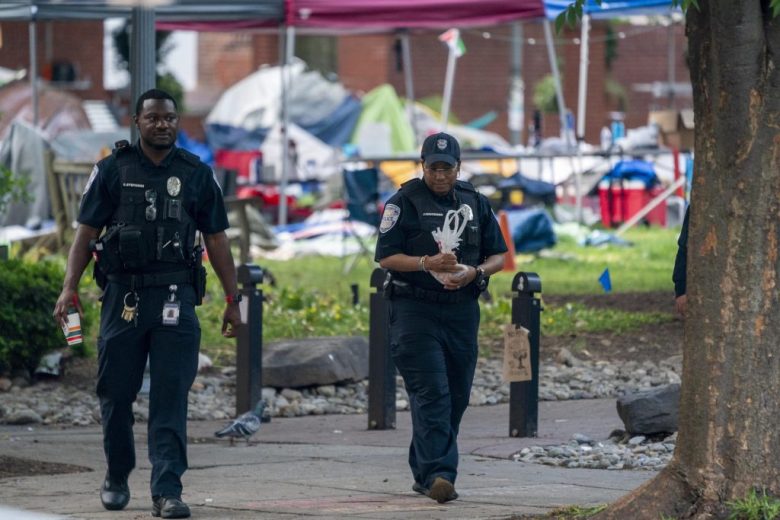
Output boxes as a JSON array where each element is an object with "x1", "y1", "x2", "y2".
[{"x1": 351, "y1": 84, "x2": 416, "y2": 155}]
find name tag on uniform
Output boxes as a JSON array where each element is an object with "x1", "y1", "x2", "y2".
[{"x1": 162, "y1": 301, "x2": 180, "y2": 326}]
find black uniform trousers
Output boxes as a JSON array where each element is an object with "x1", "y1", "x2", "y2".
[
  {"x1": 388, "y1": 295, "x2": 480, "y2": 489},
  {"x1": 96, "y1": 281, "x2": 200, "y2": 499}
]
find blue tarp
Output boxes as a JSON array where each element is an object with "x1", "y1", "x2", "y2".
[
  {"x1": 544, "y1": 0, "x2": 676, "y2": 19},
  {"x1": 299, "y1": 95, "x2": 362, "y2": 148},
  {"x1": 177, "y1": 130, "x2": 214, "y2": 166},
  {"x1": 505, "y1": 207, "x2": 557, "y2": 253},
  {"x1": 602, "y1": 159, "x2": 658, "y2": 188},
  {"x1": 205, "y1": 124, "x2": 268, "y2": 152}
]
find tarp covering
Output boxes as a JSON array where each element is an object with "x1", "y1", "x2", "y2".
[
  {"x1": 0, "y1": 121, "x2": 50, "y2": 227},
  {"x1": 0, "y1": 81, "x2": 91, "y2": 141},
  {"x1": 260, "y1": 122, "x2": 340, "y2": 182},
  {"x1": 205, "y1": 60, "x2": 360, "y2": 150},
  {"x1": 506, "y1": 207, "x2": 557, "y2": 253},
  {"x1": 543, "y1": 0, "x2": 675, "y2": 20}
]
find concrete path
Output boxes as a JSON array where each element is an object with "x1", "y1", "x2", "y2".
[{"x1": 0, "y1": 399, "x2": 654, "y2": 519}]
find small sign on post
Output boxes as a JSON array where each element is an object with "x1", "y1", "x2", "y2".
[
  {"x1": 503, "y1": 324, "x2": 532, "y2": 383},
  {"x1": 509, "y1": 272, "x2": 542, "y2": 438}
]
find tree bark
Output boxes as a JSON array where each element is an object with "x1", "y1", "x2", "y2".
[{"x1": 596, "y1": 1, "x2": 780, "y2": 518}]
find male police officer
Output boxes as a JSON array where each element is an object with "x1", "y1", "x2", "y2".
[
  {"x1": 53, "y1": 89, "x2": 241, "y2": 519},
  {"x1": 375, "y1": 132, "x2": 507, "y2": 503}
]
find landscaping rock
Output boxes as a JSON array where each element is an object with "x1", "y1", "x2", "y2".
[
  {"x1": 263, "y1": 336, "x2": 369, "y2": 388},
  {"x1": 616, "y1": 384, "x2": 680, "y2": 435}
]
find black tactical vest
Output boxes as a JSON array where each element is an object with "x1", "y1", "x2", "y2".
[
  {"x1": 401, "y1": 178, "x2": 482, "y2": 267},
  {"x1": 99, "y1": 146, "x2": 200, "y2": 274}
]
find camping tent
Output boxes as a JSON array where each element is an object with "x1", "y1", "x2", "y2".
[{"x1": 205, "y1": 60, "x2": 361, "y2": 150}]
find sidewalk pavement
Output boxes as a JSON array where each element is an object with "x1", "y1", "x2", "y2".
[{"x1": 0, "y1": 398, "x2": 654, "y2": 520}]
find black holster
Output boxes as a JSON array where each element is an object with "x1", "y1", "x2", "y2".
[{"x1": 192, "y1": 245, "x2": 206, "y2": 306}]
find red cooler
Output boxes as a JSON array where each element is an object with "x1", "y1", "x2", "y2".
[{"x1": 599, "y1": 180, "x2": 666, "y2": 228}]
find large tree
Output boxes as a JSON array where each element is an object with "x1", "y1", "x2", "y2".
[{"x1": 560, "y1": 1, "x2": 780, "y2": 517}]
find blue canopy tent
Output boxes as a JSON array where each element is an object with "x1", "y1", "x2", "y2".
[{"x1": 543, "y1": 0, "x2": 679, "y2": 141}]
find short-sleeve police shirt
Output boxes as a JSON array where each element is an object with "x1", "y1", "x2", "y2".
[
  {"x1": 78, "y1": 143, "x2": 229, "y2": 234},
  {"x1": 375, "y1": 181, "x2": 507, "y2": 277}
]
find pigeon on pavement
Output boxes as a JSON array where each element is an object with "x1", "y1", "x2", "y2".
[{"x1": 214, "y1": 401, "x2": 266, "y2": 445}]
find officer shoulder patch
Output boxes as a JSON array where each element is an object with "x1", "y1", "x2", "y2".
[
  {"x1": 82, "y1": 165, "x2": 99, "y2": 196},
  {"x1": 379, "y1": 204, "x2": 401, "y2": 233}
]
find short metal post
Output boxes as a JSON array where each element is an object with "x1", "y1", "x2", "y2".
[
  {"x1": 509, "y1": 272, "x2": 542, "y2": 437},
  {"x1": 236, "y1": 264, "x2": 264, "y2": 416},
  {"x1": 368, "y1": 268, "x2": 395, "y2": 430}
]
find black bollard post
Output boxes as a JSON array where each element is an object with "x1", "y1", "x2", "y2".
[
  {"x1": 509, "y1": 271, "x2": 542, "y2": 437},
  {"x1": 368, "y1": 268, "x2": 396, "y2": 430},
  {"x1": 235, "y1": 264, "x2": 264, "y2": 416},
  {"x1": 350, "y1": 283, "x2": 359, "y2": 306}
]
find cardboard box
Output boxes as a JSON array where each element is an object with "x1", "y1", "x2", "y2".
[{"x1": 648, "y1": 109, "x2": 694, "y2": 151}]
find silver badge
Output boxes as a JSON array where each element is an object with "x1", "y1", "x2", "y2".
[
  {"x1": 437, "y1": 138, "x2": 448, "y2": 150},
  {"x1": 166, "y1": 176, "x2": 182, "y2": 197},
  {"x1": 379, "y1": 204, "x2": 401, "y2": 233},
  {"x1": 460, "y1": 204, "x2": 474, "y2": 221}
]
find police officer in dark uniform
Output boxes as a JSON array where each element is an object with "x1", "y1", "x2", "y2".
[
  {"x1": 673, "y1": 205, "x2": 689, "y2": 316},
  {"x1": 53, "y1": 89, "x2": 241, "y2": 519},
  {"x1": 375, "y1": 132, "x2": 507, "y2": 503}
]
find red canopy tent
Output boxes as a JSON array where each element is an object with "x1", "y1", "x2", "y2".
[
  {"x1": 157, "y1": 0, "x2": 545, "y2": 31},
  {"x1": 285, "y1": 0, "x2": 545, "y2": 30}
]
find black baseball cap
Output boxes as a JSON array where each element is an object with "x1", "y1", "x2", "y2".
[{"x1": 421, "y1": 132, "x2": 460, "y2": 167}]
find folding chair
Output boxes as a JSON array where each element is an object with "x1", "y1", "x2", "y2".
[{"x1": 342, "y1": 167, "x2": 380, "y2": 273}]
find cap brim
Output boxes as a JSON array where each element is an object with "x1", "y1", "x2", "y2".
[{"x1": 423, "y1": 154, "x2": 458, "y2": 167}]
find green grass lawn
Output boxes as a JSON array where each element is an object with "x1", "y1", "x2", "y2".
[{"x1": 195, "y1": 225, "x2": 681, "y2": 364}]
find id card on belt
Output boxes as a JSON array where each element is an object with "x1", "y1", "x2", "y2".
[{"x1": 162, "y1": 301, "x2": 180, "y2": 326}]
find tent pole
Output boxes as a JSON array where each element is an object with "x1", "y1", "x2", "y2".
[
  {"x1": 278, "y1": 24, "x2": 295, "y2": 227},
  {"x1": 667, "y1": 19, "x2": 676, "y2": 108},
  {"x1": 400, "y1": 31, "x2": 418, "y2": 143},
  {"x1": 508, "y1": 21, "x2": 524, "y2": 147},
  {"x1": 542, "y1": 20, "x2": 570, "y2": 148},
  {"x1": 576, "y1": 14, "x2": 590, "y2": 141},
  {"x1": 130, "y1": 7, "x2": 156, "y2": 143},
  {"x1": 28, "y1": 7, "x2": 38, "y2": 128},
  {"x1": 440, "y1": 49, "x2": 457, "y2": 131}
]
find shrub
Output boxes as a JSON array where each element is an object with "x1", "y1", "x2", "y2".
[{"x1": 0, "y1": 259, "x2": 90, "y2": 376}]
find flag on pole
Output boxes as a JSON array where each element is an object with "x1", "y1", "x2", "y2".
[
  {"x1": 598, "y1": 268, "x2": 612, "y2": 293},
  {"x1": 438, "y1": 28, "x2": 466, "y2": 58}
]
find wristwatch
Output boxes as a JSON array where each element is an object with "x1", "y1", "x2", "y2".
[
  {"x1": 225, "y1": 293, "x2": 243, "y2": 304},
  {"x1": 474, "y1": 266, "x2": 488, "y2": 291}
]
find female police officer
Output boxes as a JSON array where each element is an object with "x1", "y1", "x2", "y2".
[
  {"x1": 374, "y1": 132, "x2": 507, "y2": 503},
  {"x1": 53, "y1": 89, "x2": 241, "y2": 519}
]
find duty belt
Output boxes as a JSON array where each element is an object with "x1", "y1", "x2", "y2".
[
  {"x1": 388, "y1": 280, "x2": 472, "y2": 304},
  {"x1": 107, "y1": 270, "x2": 193, "y2": 289}
]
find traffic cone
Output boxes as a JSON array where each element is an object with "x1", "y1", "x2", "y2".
[{"x1": 498, "y1": 210, "x2": 516, "y2": 272}]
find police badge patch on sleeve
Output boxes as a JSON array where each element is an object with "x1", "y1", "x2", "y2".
[
  {"x1": 82, "y1": 165, "x2": 99, "y2": 196},
  {"x1": 379, "y1": 204, "x2": 401, "y2": 233}
]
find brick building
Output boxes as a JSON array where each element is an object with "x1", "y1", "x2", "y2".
[
  {"x1": 193, "y1": 20, "x2": 689, "y2": 144},
  {"x1": 0, "y1": 18, "x2": 689, "y2": 145},
  {"x1": 0, "y1": 20, "x2": 107, "y2": 100}
]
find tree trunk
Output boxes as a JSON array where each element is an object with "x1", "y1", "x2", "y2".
[{"x1": 596, "y1": 2, "x2": 780, "y2": 518}]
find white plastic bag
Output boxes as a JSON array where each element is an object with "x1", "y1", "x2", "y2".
[{"x1": 429, "y1": 206, "x2": 472, "y2": 286}]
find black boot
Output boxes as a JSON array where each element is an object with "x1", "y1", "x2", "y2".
[
  {"x1": 100, "y1": 472, "x2": 130, "y2": 511},
  {"x1": 152, "y1": 496, "x2": 191, "y2": 518}
]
